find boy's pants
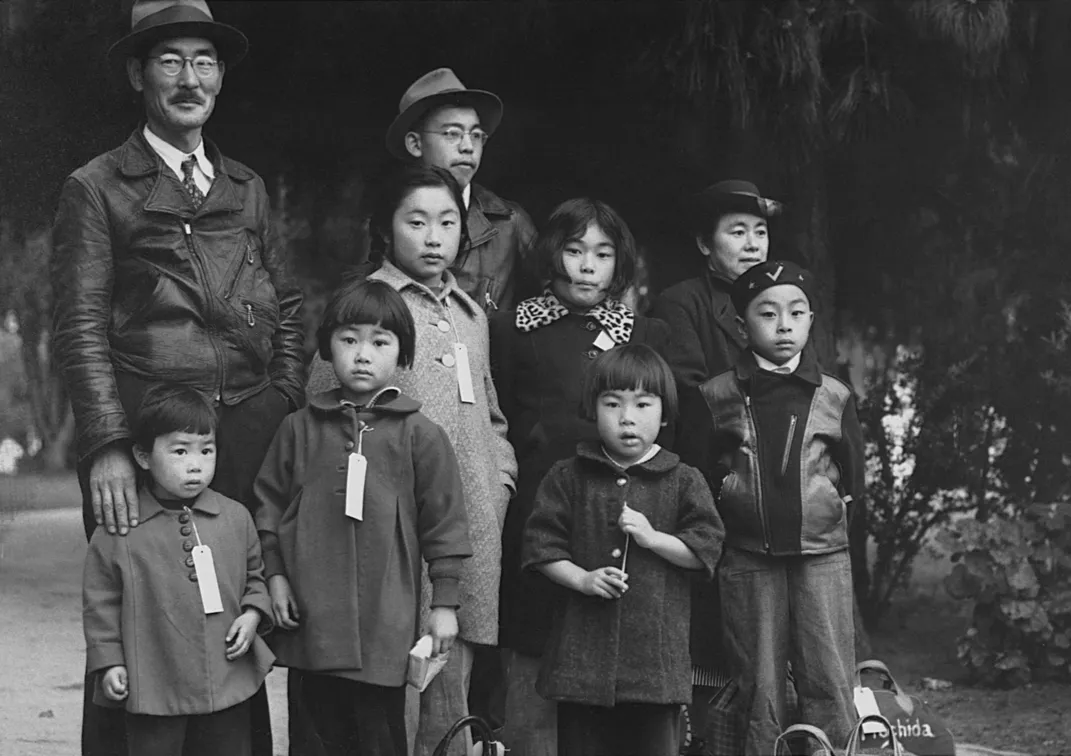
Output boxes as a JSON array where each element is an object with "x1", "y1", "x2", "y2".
[
  {"x1": 557, "y1": 701, "x2": 679, "y2": 756},
  {"x1": 719, "y1": 547, "x2": 856, "y2": 756},
  {"x1": 79, "y1": 381, "x2": 290, "y2": 756},
  {"x1": 301, "y1": 673, "x2": 408, "y2": 756},
  {"x1": 502, "y1": 650, "x2": 557, "y2": 756},
  {"x1": 125, "y1": 698, "x2": 251, "y2": 756}
]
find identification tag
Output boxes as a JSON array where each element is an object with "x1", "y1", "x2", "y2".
[
  {"x1": 454, "y1": 343, "x2": 476, "y2": 404},
  {"x1": 593, "y1": 330, "x2": 616, "y2": 351},
  {"x1": 192, "y1": 545, "x2": 224, "y2": 614},
  {"x1": 346, "y1": 452, "x2": 367, "y2": 521}
]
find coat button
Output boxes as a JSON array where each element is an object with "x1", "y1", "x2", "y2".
[
  {"x1": 611, "y1": 548, "x2": 623, "y2": 559},
  {"x1": 442, "y1": 353, "x2": 456, "y2": 368},
  {"x1": 178, "y1": 513, "x2": 190, "y2": 523},
  {"x1": 180, "y1": 525, "x2": 192, "y2": 536},
  {"x1": 183, "y1": 540, "x2": 194, "y2": 552},
  {"x1": 437, "y1": 319, "x2": 451, "y2": 333},
  {"x1": 586, "y1": 321, "x2": 598, "y2": 331},
  {"x1": 585, "y1": 349, "x2": 598, "y2": 359},
  {"x1": 345, "y1": 441, "x2": 354, "y2": 451},
  {"x1": 189, "y1": 572, "x2": 198, "y2": 582},
  {"x1": 616, "y1": 477, "x2": 627, "y2": 486},
  {"x1": 185, "y1": 556, "x2": 195, "y2": 568}
]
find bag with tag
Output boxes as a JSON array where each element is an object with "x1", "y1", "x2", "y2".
[
  {"x1": 846, "y1": 713, "x2": 909, "y2": 756},
  {"x1": 432, "y1": 714, "x2": 506, "y2": 756},
  {"x1": 853, "y1": 660, "x2": 955, "y2": 756},
  {"x1": 773, "y1": 723, "x2": 838, "y2": 756}
]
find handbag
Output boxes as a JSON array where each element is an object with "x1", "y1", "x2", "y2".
[
  {"x1": 774, "y1": 723, "x2": 837, "y2": 756},
  {"x1": 846, "y1": 713, "x2": 907, "y2": 756},
  {"x1": 432, "y1": 714, "x2": 506, "y2": 756},
  {"x1": 853, "y1": 660, "x2": 955, "y2": 756}
]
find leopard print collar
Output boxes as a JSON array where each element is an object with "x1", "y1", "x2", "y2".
[{"x1": 515, "y1": 290, "x2": 634, "y2": 344}]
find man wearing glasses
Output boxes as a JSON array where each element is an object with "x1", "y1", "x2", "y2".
[
  {"x1": 51, "y1": 2, "x2": 304, "y2": 753},
  {"x1": 388, "y1": 67, "x2": 536, "y2": 313}
]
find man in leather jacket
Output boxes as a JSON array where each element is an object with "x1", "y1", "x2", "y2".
[{"x1": 50, "y1": 3, "x2": 303, "y2": 753}]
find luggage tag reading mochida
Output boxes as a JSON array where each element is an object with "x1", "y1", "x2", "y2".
[
  {"x1": 346, "y1": 422, "x2": 373, "y2": 521},
  {"x1": 184, "y1": 507, "x2": 224, "y2": 614}
]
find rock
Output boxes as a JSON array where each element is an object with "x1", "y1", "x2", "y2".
[{"x1": 921, "y1": 677, "x2": 953, "y2": 691}]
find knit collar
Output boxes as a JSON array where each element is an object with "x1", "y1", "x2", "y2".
[
  {"x1": 515, "y1": 290, "x2": 634, "y2": 344},
  {"x1": 576, "y1": 440, "x2": 679, "y2": 474}
]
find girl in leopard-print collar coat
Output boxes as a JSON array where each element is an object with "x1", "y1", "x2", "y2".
[{"x1": 488, "y1": 198, "x2": 671, "y2": 749}]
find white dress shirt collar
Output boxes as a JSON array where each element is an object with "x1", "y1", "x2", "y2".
[
  {"x1": 142, "y1": 125, "x2": 215, "y2": 187},
  {"x1": 753, "y1": 350, "x2": 802, "y2": 374}
]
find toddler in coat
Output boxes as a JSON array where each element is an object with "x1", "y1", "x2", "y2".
[
  {"x1": 83, "y1": 383, "x2": 275, "y2": 756},
  {"x1": 522, "y1": 344, "x2": 724, "y2": 756}
]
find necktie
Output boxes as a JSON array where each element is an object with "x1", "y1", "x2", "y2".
[{"x1": 181, "y1": 156, "x2": 207, "y2": 208}]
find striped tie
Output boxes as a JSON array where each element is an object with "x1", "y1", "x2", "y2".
[{"x1": 181, "y1": 156, "x2": 206, "y2": 208}]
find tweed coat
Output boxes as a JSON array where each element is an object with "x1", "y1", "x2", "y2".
[
  {"x1": 522, "y1": 442, "x2": 724, "y2": 707},
  {"x1": 307, "y1": 261, "x2": 517, "y2": 645},
  {"x1": 83, "y1": 488, "x2": 275, "y2": 715},
  {"x1": 253, "y1": 387, "x2": 472, "y2": 684}
]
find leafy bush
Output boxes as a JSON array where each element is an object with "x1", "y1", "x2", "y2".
[{"x1": 940, "y1": 502, "x2": 1071, "y2": 687}]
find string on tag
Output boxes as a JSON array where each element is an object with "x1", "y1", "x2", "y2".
[{"x1": 183, "y1": 506, "x2": 204, "y2": 547}]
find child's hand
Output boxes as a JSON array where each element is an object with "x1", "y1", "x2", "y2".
[
  {"x1": 619, "y1": 505, "x2": 658, "y2": 549},
  {"x1": 427, "y1": 607, "x2": 459, "y2": 657},
  {"x1": 581, "y1": 566, "x2": 629, "y2": 599},
  {"x1": 225, "y1": 609, "x2": 262, "y2": 661},
  {"x1": 268, "y1": 574, "x2": 300, "y2": 630},
  {"x1": 101, "y1": 665, "x2": 128, "y2": 701}
]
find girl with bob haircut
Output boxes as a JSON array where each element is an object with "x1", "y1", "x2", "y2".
[
  {"x1": 254, "y1": 278, "x2": 474, "y2": 756},
  {"x1": 521, "y1": 344, "x2": 724, "y2": 756},
  {"x1": 306, "y1": 163, "x2": 517, "y2": 756},
  {"x1": 489, "y1": 199, "x2": 671, "y2": 755}
]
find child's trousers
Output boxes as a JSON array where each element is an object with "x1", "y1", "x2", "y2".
[
  {"x1": 301, "y1": 672, "x2": 407, "y2": 756},
  {"x1": 557, "y1": 701, "x2": 680, "y2": 756},
  {"x1": 718, "y1": 547, "x2": 856, "y2": 756},
  {"x1": 125, "y1": 698, "x2": 250, "y2": 756}
]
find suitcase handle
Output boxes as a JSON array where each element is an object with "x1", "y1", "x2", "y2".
[
  {"x1": 855, "y1": 658, "x2": 915, "y2": 714},
  {"x1": 774, "y1": 723, "x2": 837, "y2": 756},
  {"x1": 431, "y1": 714, "x2": 497, "y2": 756},
  {"x1": 846, "y1": 713, "x2": 904, "y2": 756}
]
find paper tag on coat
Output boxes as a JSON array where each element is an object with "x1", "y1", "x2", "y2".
[
  {"x1": 853, "y1": 686, "x2": 887, "y2": 734},
  {"x1": 593, "y1": 330, "x2": 616, "y2": 351},
  {"x1": 346, "y1": 452, "x2": 367, "y2": 521},
  {"x1": 192, "y1": 545, "x2": 224, "y2": 614},
  {"x1": 454, "y1": 343, "x2": 476, "y2": 404}
]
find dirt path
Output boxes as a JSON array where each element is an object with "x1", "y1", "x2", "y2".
[{"x1": 0, "y1": 506, "x2": 289, "y2": 756}]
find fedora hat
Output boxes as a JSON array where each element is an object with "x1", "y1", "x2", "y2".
[
  {"x1": 108, "y1": 0, "x2": 248, "y2": 66},
  {"x1": 386, "y1": 68, "x2": 503, "y2": 160},
  {"x1": 693, "y1": 179, "x2": 784, "y2": 221}
]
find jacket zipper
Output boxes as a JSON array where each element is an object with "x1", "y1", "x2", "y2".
[
  {"x1": 223, "y1": 242, "x2": 257, "y2": 300},
  {"x1": 744, "y1": 394, "x2": 772, "y2": 552},
  {"x1": 183, "y1": 221, "x2": 225, "y2": 402},
  {"x1": 780, "y1": 414, "x2": 798, "y2": 477},
  {"x1": 245, "y1": 303, "x2": 255, "y2": 326}
]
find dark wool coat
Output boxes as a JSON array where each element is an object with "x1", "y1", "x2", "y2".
[
  {"x1": 252, "y1": 388, "x2": 473, "y2": 686},
  {"x1": 83, "y1": 489, "x2": 275, "y2": 715},
  {"x1": 522, "y1": 443, "x2": 724, "y2": 707},
  {"x1": 489, "y1": 307, "x2": 673, "y2": 656}
]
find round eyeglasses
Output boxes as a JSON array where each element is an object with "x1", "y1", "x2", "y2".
[
  {"x1": 422, "y1": 127, "x2": 490, "y2": 147},
  {"x1": 149, "y1": 55, "x2": 220, "y2": 78}
]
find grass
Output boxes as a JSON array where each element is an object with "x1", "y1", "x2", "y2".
[{"x1": 869, "y1": 548, "x2": 1071, "y2": 755}]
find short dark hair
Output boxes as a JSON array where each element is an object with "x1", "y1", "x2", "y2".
[
  {"x1": 367, "y1": 164, "x2": 470, "y2": 266},
  {"x1": 316, "y1": 279, "x2": 417, "y2": 366},
  {"x1": 534, "y1": 198, "x2": 637, "y2": 299},
  {"x1": 579, "y1": 344, "x2": 678, "y2": 424},
  {"x1": 132, "y1": 383, "x2": 218, "y2": 453}
]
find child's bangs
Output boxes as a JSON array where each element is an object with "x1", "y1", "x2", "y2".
[
  {"x1": 133, "y1": 384, "x2": 218, "y2": 451},
  {"x1": 580, "y1": 344, "x2": 678, "y2": 423},
  {"x1": 317, "y1": 280, "x2": 416, "y2": 367}
]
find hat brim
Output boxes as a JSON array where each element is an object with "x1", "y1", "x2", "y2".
[
  {"x1": 386, "y1": 89, "x2": 503, "y2": 160},
  {"x1": 108, "y1": 20, "x2": 248, "y2": 67},
  {"x1": 694, "y1": 189, "x2": 783, "y2": 221}
]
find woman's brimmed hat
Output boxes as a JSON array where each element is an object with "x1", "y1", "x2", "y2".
[
  {"x1": 386, "y1": 68, "x2": 504, "y2": 160},
  {"x1": 108, "y1": 0, "x2": 248, "y2": 67},
  {"x1": 691, "y1": 179, "x2": 783, "y2": 233}
]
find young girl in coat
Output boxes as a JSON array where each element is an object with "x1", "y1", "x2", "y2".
[
  {"x1": 253, "y1": 279, "x2": 473, "y2": 756},
  {"x1": 83, "y1": 383, "x2": 275, "y2": 756},
  {"x1": 522, "y1": 344, "x2": 725, "y2": 756},
  {"x1": 306, "y1": 164, "x2": 517, "y2": 756},
  {"x1": 488, "y1": 198, "x2": 671, "y2": 755}
]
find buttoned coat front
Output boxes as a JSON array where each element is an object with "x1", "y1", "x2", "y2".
[
  {"x1": 252, "y1": 388, "x2": 473, "y2": 685},
  {"x1": 83, "y1": 489, "x2": 275, "y2": 716},
  {"x1": 307, "y1": 262, "x2": 517, "y2": 645},
  {"x1": 522, "y1": 443, "x2": 724, "y2": 707}
]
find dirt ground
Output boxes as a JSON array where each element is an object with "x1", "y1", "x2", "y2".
[{"x1": 2, "y1": 473, "x2": 1069, "y2": 755}]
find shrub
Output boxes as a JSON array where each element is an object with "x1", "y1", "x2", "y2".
[{"x1": 940, "y1": 502, "x2": 1071, "y2": 687}]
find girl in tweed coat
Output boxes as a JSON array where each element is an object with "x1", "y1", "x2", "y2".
[{"x1": 306, "y1": 165, "x2": 517, "y2": 756}]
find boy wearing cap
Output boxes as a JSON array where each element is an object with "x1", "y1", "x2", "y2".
[
  {"x1": 388, "y1": 67, "x2": 536, "y2": 313},
  {"x1": 696, "y1": 261, "x2": 863, "y2": 755}
]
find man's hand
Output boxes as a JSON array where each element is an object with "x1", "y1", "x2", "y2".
[
  {"x1": 427, "y1": 607, "x2": 459, "y2": 657},
  {"x1": 89, "y1": 444, "x2": 139, "y2": 535},
  {"x1": 619, "y1": 504, "x2": 657, "y2": 549},
  {"x1": 101, "y1": 666, "x2": 128, "y2": 701},
  {"x1": 580, "y1": 566, "x2": 629, "y2": 599},
  {"x1": 225, "y1": 609, "x2": 262, "y2": 661},
  {"x1": 268, "y1": 575, "x2": 301, "y2": 630}
]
